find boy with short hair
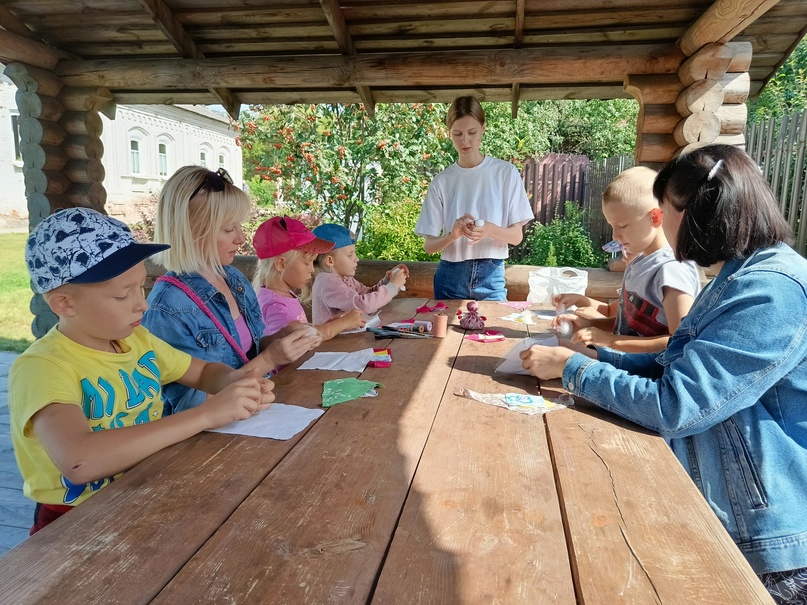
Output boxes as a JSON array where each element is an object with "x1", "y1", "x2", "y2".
[
  {"x1": 554, "y1": 166, "x2": 701, "y2": 353},
  {"x1": 10, "y1": 208, "x2": 275, "y2": 534}
]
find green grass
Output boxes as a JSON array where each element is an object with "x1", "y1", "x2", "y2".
[{"x1": 0, "y1": 233, "x2": 34, "y2": 353}]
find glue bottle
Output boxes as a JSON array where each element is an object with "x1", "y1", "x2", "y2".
[{"x1": 391, "y1": 267, "x2": 406, "y2": 292}]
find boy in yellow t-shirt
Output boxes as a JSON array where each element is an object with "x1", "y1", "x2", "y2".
[{"x1": 10, "y1": 208, "x2": 276, "y2": 534}]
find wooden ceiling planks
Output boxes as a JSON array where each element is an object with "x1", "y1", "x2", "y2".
[{"x1": 0, "y1": 0, "x2": 804, "y2": 107}]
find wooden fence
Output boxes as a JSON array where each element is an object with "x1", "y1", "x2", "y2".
[
  {"x1": 521, "y1": 153, "x2": 633, "y2": 250},
  {"x1": 746, "y1": 109, "x2": 807, "y2": 256}
]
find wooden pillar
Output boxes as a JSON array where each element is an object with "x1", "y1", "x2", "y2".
[
  {"x1": 674, "y1": 41, "x2": 751, "y2": 156},
  {"x1": 3, "y1": 62, "x2": 114, "y2": 337},
  {"x1": 624, "y1": 41, "x2": 751, "y2": 165}
]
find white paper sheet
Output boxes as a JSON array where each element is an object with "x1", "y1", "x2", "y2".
[
  {"x1": 298, "y1": 347, "x2": 376, "y2": 372},
  {"x1": 495, "y1": 336, "x2": 559, "y2": 375},
  {"x1": 208, "y1": 403, "x2": 324, "y2": 440},
  {"x1": 340, "y1": 313, "x2": 381, "y2": 334}
]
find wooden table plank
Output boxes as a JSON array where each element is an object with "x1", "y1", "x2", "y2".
[
  {"x1": 148, "y1": 299, "x2": 466, "y2": 604},
  {"x1": 372, "y1": 302, "x2": 577, "y2": 604},
  {"x1": 0, "y1": 300, "x2": 425, "y2": 605}
]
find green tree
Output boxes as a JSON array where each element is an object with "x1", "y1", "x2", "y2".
[{"x1": 748, "y1": 36, "x2": 807, "y2": 122}]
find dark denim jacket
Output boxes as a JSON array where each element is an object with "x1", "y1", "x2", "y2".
[
  {"x1": 142, "y1": 266, "x2": 264, "y2": 414},
  {"x1": 563, "y1": 244, "x2": 807, "y2": 574}
]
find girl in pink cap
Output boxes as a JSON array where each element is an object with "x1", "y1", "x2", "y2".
[{"x1": 253, "y1": 216, "x2": 367, "y2": 340}]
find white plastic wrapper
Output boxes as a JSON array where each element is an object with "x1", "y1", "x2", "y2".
[{"x1": 455, "y1": 388, "x2": 574, "y2": 415}]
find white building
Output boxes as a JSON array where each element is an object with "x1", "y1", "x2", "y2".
[{"x1": 0, "y1": 75, "x2": 242, "y2": 228}]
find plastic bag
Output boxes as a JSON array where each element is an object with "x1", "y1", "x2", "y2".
[{"x1": 527, "y1": 267, "x2": 588, "y2": 304}]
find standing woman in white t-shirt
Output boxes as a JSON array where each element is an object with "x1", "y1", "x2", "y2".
[{"x1": 414, "y1": 96, "x2": 534, "y2": 300}]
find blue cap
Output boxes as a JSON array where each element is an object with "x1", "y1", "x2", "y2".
[{"x1": 312, "y1": 223, "x2": 356, "y2": 250}]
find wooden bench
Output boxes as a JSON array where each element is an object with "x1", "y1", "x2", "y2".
[{"x1": 146, "y1": 257, "x2": 626, "y2": 302}]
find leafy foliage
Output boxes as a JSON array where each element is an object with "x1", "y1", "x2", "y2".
[
  {"x1": 748, "y1": 36, "x2": 807, "y2": 122},
  {"x1": 236, "y1": 100, "x2": 637, "y2": 261},
  {"x1": 516, "y1": 203, "x2": 607, "y2": 268}
]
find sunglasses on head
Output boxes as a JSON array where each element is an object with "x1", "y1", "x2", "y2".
[{"x1": 190, "y1": 168, "x2": 233, "y2": 200}]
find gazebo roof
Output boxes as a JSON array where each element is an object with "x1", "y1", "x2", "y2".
[{"x1": 1, "y1": 0, "x2": 805, "y2": 119}]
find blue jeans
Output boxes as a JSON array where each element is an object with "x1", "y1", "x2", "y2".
[{"x1": 433, "y1": 259, "x2": 507, "y2": 300}]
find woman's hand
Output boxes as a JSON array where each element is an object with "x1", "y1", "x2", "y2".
[
  {"x1": 519, "y1": 345, "x2": 575, "y2": 380},
  {"x1": 452, "y1": 214, "x2": 475, "y2": 239},
  {"x1": 264, "y1": 328, "x2": 321, "y2": 366}
]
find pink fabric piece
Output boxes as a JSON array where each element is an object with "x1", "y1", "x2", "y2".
[
  {"x1": 415, "y1": 302, "x2": 448, "y2": 313},
  {"x1": 498, "y1": 301, "x2": 533, "y2": 310},
  {"x1": 464, "y1": 331, "x2": 505, "y2": 343},
  {"x1": 233, "y1": 315, "x2": 253, "y2": 355},
  {"x1": 367, "y1": 348, "x2": 392, "y2": 368}
]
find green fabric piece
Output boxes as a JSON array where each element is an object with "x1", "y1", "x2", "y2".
[{"x1": 322, "y1": 378, "x2": 384, "y2": 408}]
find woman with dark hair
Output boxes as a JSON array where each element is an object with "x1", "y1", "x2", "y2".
[{"x1": 521, "y1": 145, "x2": 807, "y2": 604}]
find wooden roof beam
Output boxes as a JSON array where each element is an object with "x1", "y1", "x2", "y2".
[
  {"x1": 678, "y1": 0, "x2": 780, "y2": 57},
  {"x1": 318, "y1": 0, "x2": 375, "y2": 118},
  {"x1": 0, "y1": 5, "x2": 38, "y2": 40},
  {"x1": 136, "y1": 0, "x2": 241, "y2": 119},
  {"x1": 56, "y1": 44, "x2": 684, "y2": 90},
  {"x1": 511, "y1": 0, "x2": 526, "y2": 118},
  {"x1": 0, "y1": 29, "x2": 69, "y2": 70}
]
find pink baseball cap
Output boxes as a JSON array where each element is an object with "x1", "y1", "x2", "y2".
[{"x1": 253, "y1": 216, "x2": 335, "y2": 259}]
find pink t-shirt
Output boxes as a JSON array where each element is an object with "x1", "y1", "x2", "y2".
[
  {"x1": 257, "y1": 287, "x2": 308, "y2": 337},
  {"x1": 233, "y1": 314, "x2": 253, "y2": 355}
]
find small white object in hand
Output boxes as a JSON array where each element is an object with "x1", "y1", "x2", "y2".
[
  {"x1": 391, "y1": 266, "x2": 406, "y2": 291},
  {"x1": 556, "y1": 320, "x2": 572, "y2": 339},
  {"x1": 555, "y1": 302, "x2": 566, "y2": 315},
  {"x1": 475, "y1": 219, "x2": 485, "y2": 227}
]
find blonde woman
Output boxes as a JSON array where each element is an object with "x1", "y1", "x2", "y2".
[
  {"x1": 414, "y1": 96, "x2": 534, "y2": 300},
  {"x1": 143, "y1": 166, "x2": 319, "y2": 414}
]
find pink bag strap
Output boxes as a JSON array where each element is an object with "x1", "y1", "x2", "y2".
[{"x1": 156, "y1": 275, "x2": 250, "y2": 365}]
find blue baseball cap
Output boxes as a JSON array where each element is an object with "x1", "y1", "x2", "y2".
[{"x1": 312, "y1": 223, "x2": 356, "y2": 250}]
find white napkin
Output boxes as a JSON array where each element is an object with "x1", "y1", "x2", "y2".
[
  {"x1": 208, "y1": 403, "x2": 324, "y2": 440},
  {"x1": 495, "y1": 336, "x2": 559, "y2": 375},
  {"x1": 298, "y1": 347, "x2": 376, "y2": 372}
]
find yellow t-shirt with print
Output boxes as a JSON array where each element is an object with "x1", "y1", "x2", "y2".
[{"x1": 9, "y1": 325, "x2": 192, "y2": 507}]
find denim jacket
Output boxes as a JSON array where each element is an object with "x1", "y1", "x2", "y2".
[
  {"x1": 563, "y1": 244, "x2": 807, "y2": 574},
  {"x1": 142, "y1": 266, "x2": 264, "y2": 414}
]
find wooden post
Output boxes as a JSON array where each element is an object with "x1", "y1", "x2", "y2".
[{"x1": 3, "y1": 63, "x2": 115, "y2": 337}]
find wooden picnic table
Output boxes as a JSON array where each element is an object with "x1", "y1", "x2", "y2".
[{"x1": 0, "y1": 299, "x2": 773, "y2": 604}]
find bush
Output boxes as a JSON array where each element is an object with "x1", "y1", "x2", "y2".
[
  {"x1": 356, "y1": 196, "x2": 439, "y2": 262},
  {"x1": 516, "y1": 203, "x2": 607, "y2": 268}
]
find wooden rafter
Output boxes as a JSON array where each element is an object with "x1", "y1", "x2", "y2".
[
  {"x1": 0, "y1": 30, "x2": 68, "y2": 70},
  {"x1": 136, "y1": 0, "x2": 241, "y2": 119},
  {"x1": 678, "y1": 0, "x2": 780, "y2": 56},
  {"x1": 318, "y1": 0, "x2": 376, "y2": 117},
  {"x1": 56, "y1": 44, "x2": 684, "y2": 90},
  {"x1": 0, "y1": 5, "x2": 37, "y2": 40},
  {"x1": 512, "y1": 0, "x2": 526, "y2": 118}
]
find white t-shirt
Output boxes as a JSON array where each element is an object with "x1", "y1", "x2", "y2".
[{"x1": 415, "y1": 156, "x2": 534, "y2": 262}]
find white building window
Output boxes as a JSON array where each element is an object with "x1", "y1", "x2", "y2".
[
  {"x1": 218, "y1": 153, "x2": 225, "y2": 170},
  {"x1": 158, "y1": 142, "x2": 168, "y2": 176},
  {"x1": 130, "y1": 140, "x2": 141, "y2": 174},
  {"x1": 200, "y1": 151, "x2": 207, "y2": 168}
]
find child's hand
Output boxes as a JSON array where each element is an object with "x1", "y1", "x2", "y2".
[
  {"x1": 342, "y1": 309, "x2": 366, "y2": 330},
  {"x1": 389, "y1": 266, "x2": 407, "y2": 289},
  {"x1": 264, "y1": 328, "x2": 321, "y2": 366},
  {"x1": 550, "y1": 313, "x2": 589, "y2": 333},
  {"x1": 385, "y1": 263, "x2": 409, "y2": 281},
  {"x1": 202, "y1": 376, "x2": 273, "y2": 428},
  {"x1": 571, "y1": 326, "x2": 614, "y2": 348},
  {"x1": 552, "y1": 293, "x2": 591, "y2": 308}
]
